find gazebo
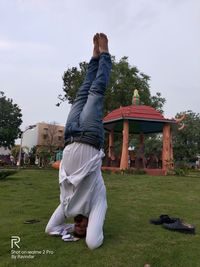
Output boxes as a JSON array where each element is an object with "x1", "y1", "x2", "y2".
[{"x1": 103, "y1": 91, "x2": 177, "y2": 175}]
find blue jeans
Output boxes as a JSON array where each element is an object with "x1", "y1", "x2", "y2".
[{"x1": 64, "y1": 52, "x2": 112, "y2": 149}]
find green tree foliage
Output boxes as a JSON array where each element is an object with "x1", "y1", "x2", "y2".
[
  {"x1": 11, "y1": 145, "x2": 20, "y2": 162},
  {"x1": 173, "y1": 110, "x2": 200, "y2": 163},
  {"x1": 29, "y1": 146, "x2": 37, "y2": 165},
  {"x1": 144, "y1": 134, "x2": 163, "y2": 159},
  {"x1": 11, "y1": 145, "x2": 29, "y2": 165},
  {"x1": 36, "y1": 146, "x2": 51, "y2": 167},
  {"x1": 0, "y1": 91, "x2": 22, "y2": 148},
  {"x1": 58, "y1": 56, "x2": 166, "y2": 115}
]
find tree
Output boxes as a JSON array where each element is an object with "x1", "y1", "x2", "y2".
[
  {"x1": 11, "y1": 145, "x2": 29, "y2": 165},
  {"x1": 36, "y1": 146, "x2": 51, "y2": 167},
  {"x1": 10, "y1": 145, "x2": 20, "y2": 163},
  {"x1": 143, "y1": 134, "x2": 163, "y2": 158},
  {"x1": 42, "y1": 122, "x2": 64, "y2": 155},
  {"x1": 29, "y1": 146, "x2": 37, "y2": 165},
  {"x1": 0, "y1": 91, "x2": 22, "y2": 148},
  {"x1": 173, "y1": 110, "x2": 200, "y2": 163},
  {"x1": 58, "y1": 56, "x2": 166, "y2": 115}
]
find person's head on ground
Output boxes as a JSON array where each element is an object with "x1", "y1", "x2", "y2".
[{"x1": 73, "y1": 214, "x2": 88, "y2": 238}]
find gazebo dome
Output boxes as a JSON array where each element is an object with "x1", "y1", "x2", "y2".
[{"x1": 103, "y1": 105, "x2": 175, "y2": 134}]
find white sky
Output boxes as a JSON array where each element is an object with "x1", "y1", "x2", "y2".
[{"x1": 0, "y1": 0, "x2": 199, "y2": 131}]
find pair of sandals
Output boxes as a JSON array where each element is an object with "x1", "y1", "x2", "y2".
[{"x1": 150, "y1": 215, "x2": 195, "y2": 234}]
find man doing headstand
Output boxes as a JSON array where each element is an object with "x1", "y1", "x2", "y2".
[{"x1": 45, "y1": 33, "x2": 112, "y2": 250}]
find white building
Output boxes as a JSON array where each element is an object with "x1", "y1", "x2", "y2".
[{"x1": 0, "y1": 147, "x2": 10, "y2": 155}]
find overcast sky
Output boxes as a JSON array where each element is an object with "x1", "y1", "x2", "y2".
[{"x1": 0, "y1": 0, "x2": 199, "y2": 131}]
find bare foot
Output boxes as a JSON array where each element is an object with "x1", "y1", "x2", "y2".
[
  {"x1": 93, "y1": 33, "x2": 100, "y2": 58},
  {"x1": 99, "y1": 33, "x2": 109, "y2": 54}
]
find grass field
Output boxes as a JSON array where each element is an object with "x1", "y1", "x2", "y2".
[{"x1": 0, "y1": 169, "x2": 200, "y2": 267}]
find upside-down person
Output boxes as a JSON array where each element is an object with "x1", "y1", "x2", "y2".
[{"x1": 45, "y1": 33, "x2": 112, "y2": 249}]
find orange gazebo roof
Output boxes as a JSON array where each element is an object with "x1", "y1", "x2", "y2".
[{"x1": 103, "y1": 105, "x2": 175, "y2": 134}]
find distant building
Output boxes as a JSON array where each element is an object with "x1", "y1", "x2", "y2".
[
  {"x1": 0, "y1": 147, "x2": 11, "y2": 165},
  {"x1": 22, "y1": 122, "x2": 65, "y2": 150},
  {"x1": 0, "y1": 147, "x2": 10, "y2": 155}
]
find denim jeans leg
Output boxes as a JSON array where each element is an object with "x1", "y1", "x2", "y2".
[
  {"x1": 65, "y1": 58, "x2": 99, "y2": 137},
  {"x1": 79, "y1": 53, "x2": 112, "y2": 145}
]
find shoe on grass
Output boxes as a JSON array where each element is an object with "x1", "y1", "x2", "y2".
[
  {"x1": 163, "y1": 219, "x2": 195, "y2": 234},
  {"x1": 150, "y1": 214, "x2": 179, "y2": 225}
]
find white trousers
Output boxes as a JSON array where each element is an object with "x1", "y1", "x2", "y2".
[{"x1": 45, "y1": 200, "x2": 107, "y2": 249}]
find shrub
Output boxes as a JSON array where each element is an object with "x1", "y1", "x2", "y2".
[
  {"x1": 0, "y1": 170, "x2": 17, "y2": 180},
  {"x1": 174, "y1": 168, "x2": 187, "y2": 176}
]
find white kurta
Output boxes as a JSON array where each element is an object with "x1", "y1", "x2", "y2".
[
  {"x1": 45, "y1": 142, "x2": 108, "y2": 249},
  {"x1": 59, "y1": 142, "x2": 106, "y2": 218}
]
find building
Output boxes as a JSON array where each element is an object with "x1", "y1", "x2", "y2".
[
  {"x1": 22, "y1": 122, "x2": 65, "y2": 151},
  {"x1": 0, "y1": 147, "x2": 11, "y2": 165},
  {"x1": 0, "y1": 147, "x2": 10, "y2": 155}
]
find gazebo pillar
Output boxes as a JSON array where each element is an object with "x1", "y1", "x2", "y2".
[
  {"x1": 120, "y1": 120, "x2": 129, "y2": 170},
  {"x1": 139, "y1": 132, "x2": 146, "y2": 168},
  {"x1": 108, "y1": 129, "x2": 114, "y2": 158},
  {"x1": 170, "y1": 133, "x2": 174, "y2": 169},
  {"x1": 162, "y1": 123, "x2": 173, "y2": 173}
]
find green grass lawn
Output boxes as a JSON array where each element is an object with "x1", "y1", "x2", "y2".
[{"x1": 0, "y1": 169, "x2": 200, "y2": 267}]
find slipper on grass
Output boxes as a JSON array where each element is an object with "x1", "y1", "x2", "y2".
[{"x1": 163, "y1": 219, "x2": 195, "y2": 234}]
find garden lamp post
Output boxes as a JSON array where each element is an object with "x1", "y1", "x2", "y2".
[{"x1": 17, "y1": 124, "x2": 36, "y2": 169}]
